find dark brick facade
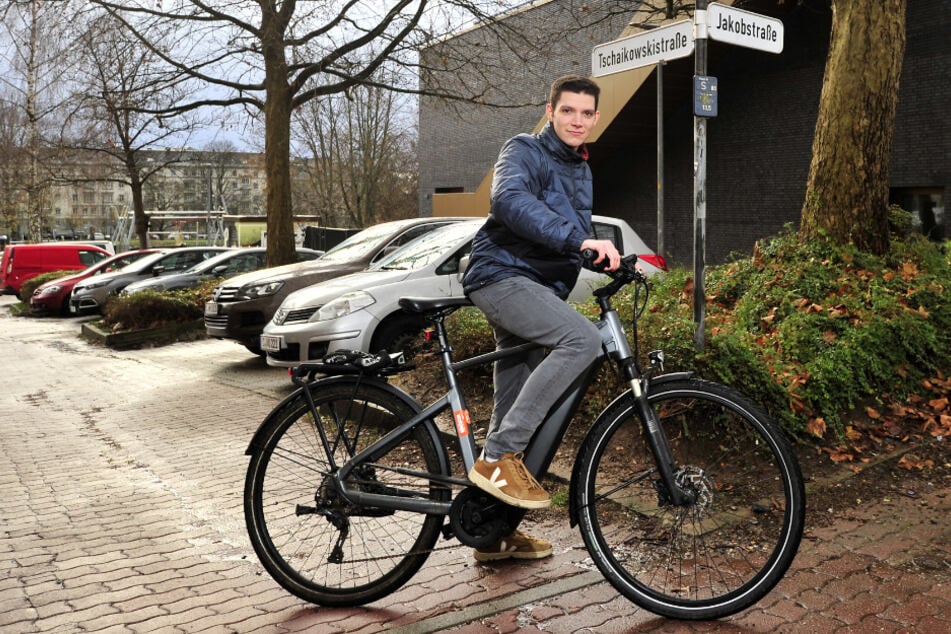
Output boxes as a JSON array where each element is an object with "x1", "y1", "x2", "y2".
[{"x1": 419, "y1": 0, "x2": 949, "y2": 267}]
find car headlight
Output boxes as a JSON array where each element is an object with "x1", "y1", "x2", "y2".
[
  {"x1": 313, "y1": 291, "x2": 375, "y2": 322},
  {"x1": 241, "y1": 280, "x2": 284, "y2": 299},
  {"x1": 79, "y1": 279, "x2": 111, "y2": 291},
  {"x1": 36, "y1": 285, "x2": 62, "y2": 296}
]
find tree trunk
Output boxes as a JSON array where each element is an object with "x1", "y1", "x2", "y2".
[
  {"x1": 130, "y1": 168, "x2": 149, "y2": 250},
  {"x1": 800, "y1": 0, "x2": 906, "y2": 255},
  {"x1": 261, "y1": 15, "x2": 295, "y2": 268},
  {"x1": 264, "y1": 91, "x2": 295, "y2": 266}
]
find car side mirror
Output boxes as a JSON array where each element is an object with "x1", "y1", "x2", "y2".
[
  {"x1": 152, "y1": 265, "x2": 166, "y2": 276},
  {"x1": 457, "y1": 255, "x2": 470, "y2": 283}
]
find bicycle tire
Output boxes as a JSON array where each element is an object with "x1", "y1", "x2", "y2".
[
  {"x1": 573, "y1": 377, "x2": 805, "y2": 619},
  {"x1": 244, "y1": 378, "x2": 448, "y2": 606}
]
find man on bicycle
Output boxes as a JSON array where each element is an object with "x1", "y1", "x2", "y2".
[{"x1": 463, "y1": 74, "x2": 621, "y2": 561}]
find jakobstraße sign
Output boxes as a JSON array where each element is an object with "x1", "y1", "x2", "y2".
[{"x1": 707, "y1": 3, "x2": 784, "y2": 54}]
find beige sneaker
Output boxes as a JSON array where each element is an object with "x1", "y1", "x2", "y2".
[
  {"x1": 474, "y1": 530, "x2": 553, "y2": 562},
  {"x1": 468, "y1": 451, "x2": 551, "y2": 509}
]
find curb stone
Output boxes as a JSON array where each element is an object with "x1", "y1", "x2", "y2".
[{"x1": 80, "y1": 318, "x2": 205, "y2": 349}]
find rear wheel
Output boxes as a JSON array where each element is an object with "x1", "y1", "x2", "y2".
[
  {"x1": 573, "y1": 378, "x2": 805, "y2": 619},
  {"x1": 244, "y1": 379, "x2": 448, "y2": 606}
]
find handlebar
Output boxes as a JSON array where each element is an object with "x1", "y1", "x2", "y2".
[
  {"x1": 581, "y1": 249, "x2": 647, "y2": 303},
  {"x1": 582, "y1": 249, "x2": 643, "y2": 280}
]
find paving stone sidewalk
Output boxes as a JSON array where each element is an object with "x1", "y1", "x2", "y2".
[{"x1": 1, "y1": 299, "x2": 948, "y2": 633}]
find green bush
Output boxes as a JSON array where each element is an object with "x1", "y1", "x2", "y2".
[
  {"x1": 100, "y1": 279, "x2": 219, "y2": 332},
  {"x1": 699, "y1": 229, "x2": 950, "y2": 436},
  {"x1": 19, "y1": 270, "x2": 75, "y2": 300},
  {"x1": 443, "y1": 229, "x2": 950, "y2": 441}
]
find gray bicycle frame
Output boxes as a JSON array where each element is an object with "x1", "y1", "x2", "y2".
[{"x1": 334, "y1": 306, "x2": 635, "y2": 516}]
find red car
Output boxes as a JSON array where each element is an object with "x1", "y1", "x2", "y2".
[{"x1": 30, "y1": 249, "x2": 159, "y2": 315}]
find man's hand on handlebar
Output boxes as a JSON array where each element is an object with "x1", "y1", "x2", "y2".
[{"x1": 580, "y1": 239, "x2": 622, "y2": 272}]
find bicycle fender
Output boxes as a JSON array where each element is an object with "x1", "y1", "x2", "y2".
[
  {"x1": 245, "y1": 375, "x2": 429, "y2": 455},
  {"x1": 567, "y1": 372, "x2": 693, "y2": 527}
]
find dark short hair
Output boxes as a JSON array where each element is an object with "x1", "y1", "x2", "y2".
[{"x1": 549, "y1": 75, "x2": 601, "y2": 110}]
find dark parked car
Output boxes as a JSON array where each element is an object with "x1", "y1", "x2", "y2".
[
  {"x1": 70, "y1": 246, "x2": 231, "y2": 314},
  {"x1": 30, "y1": 249, "x2": 159, "y2": 315},
  {"x1": 121, "y1": 247, "x2": 322, "y2": 295},
  {"x1": 204, "y1": 217, "x2": 467, "y2": 354}
]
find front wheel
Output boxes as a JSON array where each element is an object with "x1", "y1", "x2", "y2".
[
  {"x1": 244, "y1": 379, "x2": 448, "y2": 606},
  {"x1": 572, "y1": 378, "x2": 805, "y2": 620}
]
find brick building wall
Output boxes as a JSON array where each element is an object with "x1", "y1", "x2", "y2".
[{"x1": 419, "y1": 0, "x2": 949, "y2": 267}]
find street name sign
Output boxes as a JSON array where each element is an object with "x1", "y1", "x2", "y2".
[
  {"x1": 592, "y1": 20, "x2": 694, "y2": 77},
  {"x1": 707, "y1": 3, "x2": 784, "y2": 54}
]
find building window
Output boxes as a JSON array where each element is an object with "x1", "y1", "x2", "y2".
[{"x1": 890, "y1": 187, "x2": 945, "y2": 241}]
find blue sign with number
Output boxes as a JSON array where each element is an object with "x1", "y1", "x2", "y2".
[{"x1": 694, "y1": 75, "x2": 718, "y2": 117}]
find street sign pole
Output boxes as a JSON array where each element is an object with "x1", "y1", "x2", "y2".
[
  {"x1": 657, "y1": 60, "x2": 665, "y2": 260},
  {"x1": 591, "y1": 2, "x2": 783, "y2": 354},
  {"x1": 693, "y1": 0, "x2": 709, "y2": 353}
]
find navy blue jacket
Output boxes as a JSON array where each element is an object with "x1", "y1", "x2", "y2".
[{"x1": 463, "y1": 123, "x2": 594, "y2": 300}]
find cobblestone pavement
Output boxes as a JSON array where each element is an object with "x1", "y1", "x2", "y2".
[{"x1": 2, "y1": 295, "x2": 949, "y2": 633}]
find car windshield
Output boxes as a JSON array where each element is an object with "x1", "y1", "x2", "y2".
[
  {"x1": 116, "y1": 251, "x2": 169, "y2": 273},
  {"x1": 315, "y1": 221, "x2": 417, "y2": 264},
  {"x1": 183, "y1": 250, "x2": 243, "y2": 274},
  {"x1": 371, "y1": 222, "x2": 478, "y2": 272}
]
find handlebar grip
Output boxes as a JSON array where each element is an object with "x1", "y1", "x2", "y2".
[{"x1": 581, "y1": 248, "x2": 610, "y2": 273}]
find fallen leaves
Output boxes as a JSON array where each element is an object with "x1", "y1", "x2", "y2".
[
  {"x1": 815, "y1": 370, "x2": 950, "y2": 470},
  {"x1": 805, "y1": 417, "x2": 827, "y2": 439},
  {"x1": 897, "y1": 454, "x2": 935, "y2": 471}
]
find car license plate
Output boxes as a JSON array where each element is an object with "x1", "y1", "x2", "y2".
[
  {"x1": 69, "y1": 304, "x2": 77, "y2": 314},
  {"x1": 204, "y1": 301, "x2": 218, "y2": 317},
  {"x1": 260, "y1": 334, "x2": 283, "y2": 352}
]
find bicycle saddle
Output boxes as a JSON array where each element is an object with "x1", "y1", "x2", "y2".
[{"x1": 398, "y1": 296, "x2": 472, "y2": 313}]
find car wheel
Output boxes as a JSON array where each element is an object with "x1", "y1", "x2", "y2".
[
  {"x1": 243, "y1": 341, "x2": 266, "y2": 357},
  {"x1": 370, "y1": 315, "x2": 427, "y2": 359}
]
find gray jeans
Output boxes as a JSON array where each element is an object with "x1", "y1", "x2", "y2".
[{"x1": 468, "y1": 276, "x2": 602, "y2": 459}]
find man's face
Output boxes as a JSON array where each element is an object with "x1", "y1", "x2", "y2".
[{"x1": 546, "y1": 91, "x2": 600, "y2": 149}]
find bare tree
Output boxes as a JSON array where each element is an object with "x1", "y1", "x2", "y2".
[
  {"x1": 800, "y1": 0, "x2": 906, "y2": 255},
  {"x1": 60, "y1": 11, "x2": 203, "y2": 249},
  {"x1": 0, "y1": 0, "x2": 75, "y2": 241},
  {"x1": 293, "y1": 71, "x2": 418, "y2": 228},
  {"x1": 0, "y1": 91, "x2": 28, "y2": 239},
  {"x1": 87, "y1": 0, "x2": 569, "y2": 266}
]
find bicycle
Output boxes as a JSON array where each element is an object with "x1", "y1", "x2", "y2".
[{"x1": 243, "y1": 253, "x2": 805, "y2": 620}]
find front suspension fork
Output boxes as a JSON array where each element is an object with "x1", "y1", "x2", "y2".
[{"x1": 627, "y1": 353, "x2": 691, "y2": 507}]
